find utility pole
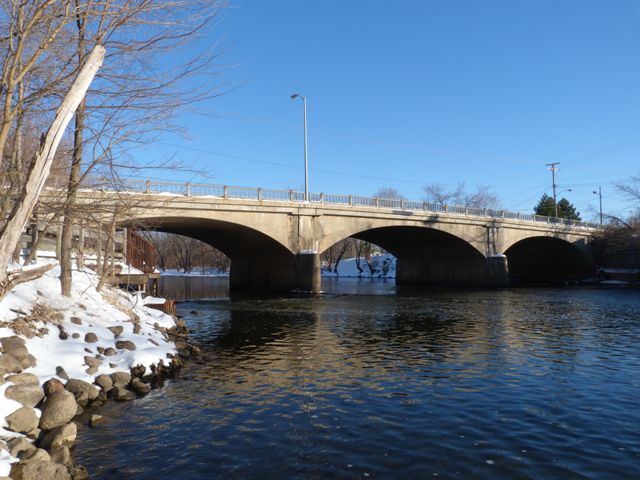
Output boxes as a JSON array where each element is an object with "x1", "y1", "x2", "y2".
[
  {"x1": 545, "y1": 162, "x2": 560, "y2": 217},
  {"x1": 593, "y1": 186, "x2": 603, "y2": 224}
]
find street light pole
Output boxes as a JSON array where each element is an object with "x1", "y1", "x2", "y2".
[
  {"x1": 545, "y1": 162, "x2": 560, "y2": 217},
  {"x1": 593, "y1": 187, "x2": 603, "y2": 224},
  {"x1": 290, "y1": 93, "x2": 309, "y2": 202}
]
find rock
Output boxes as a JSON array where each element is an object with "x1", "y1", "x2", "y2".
[
  {"x1": 5, "y1": 384, "x2": 44, "y2": 408},
  {"x1": 65, "y1": 379, "x2": 99, "y2": 401},
  {"x1": 85, "y1": 366, "x2": 99, "y2": 375},
  {"x1": 5, "y1": 406, "x2": 39, "y2": 433},
  {"x1": 3, "y1": 344, "x2": 29, "y2": 362},
  {"x1": 109, "y1": 362, "x2": 117, "y2": 368},
  {"x1": 58, "y1": 326, "x2": 68, "y2": 340},
  {"x1": 8, "y1": 436, "x2": 35, "y2": 457},
  {"x1": 70, "y1": 317, "x2": 82, "y2": 325},
  {"x1": 0, "y1": 353, "x2": 23, "y2": 374},
  {"x1": 0, "y1": 336, "x2": 25, "y2": 350},
  {"x1": 19, "y1": 353, "x2": 37, "y2": 369},
  {"x1": 110, "y1": 371, "x2": 131, "y2": 386},
  {"x1": 6, "y1": 372, "x2": 39, "y2": 385},
  {"x1": 10, "y1": 460, "x2": 71, "y2": 480},
  {"x1": 26, "y1": 427, "x2": 41, "y2": 440},
  {"x1": 43, "y1": 378, "x2": 64, "y2": 396},
  {"x1": 108, "y1": 326, "x2": 124, "y2": 338},
  {"x1": 39, "y1": 422, "x2": 77, "y2": 450},
  {"x1": 115, "y1": 340, "x2": 136, "y2": 351},
  {"x1": 130, "y1": 378, "x2": 151, "y2": 396},
  {"x1": 68, "y1": 464, "x2": 89, "y2": 480},
  {"x1": 55, "y1": 366, "x2": 69, "y2": 381},
  {"x1": 97, "y1": 346, "x2": 105, "y2": 354},
  {"x1": 104, "y1": 347, "x2": 117, "y2": 356},
  {"x1": 71, "y1": 333, "x2": 80, "y2": 339},
  {"x1": 83, "y1": 356, "x2": 102, "y2": 368},
  {"x1": 94, "y1": 374, "x2": 113, "y2": 390},
  {"x1": 74, "y1": 391, "x2": 89, "y2": 407},
  {"x1": 110, "y1": 385, "x2": 136, "y2": 401},
  {"x1": 89, "y1": 414, "x2": 104, "y2": 427},
  {"x1": 39, "y1": 390, "x2": 77, "y2": 431},
  {"x1": 48, "y1": 445, "x2": 71, "y2": 466},
  {"x1": 130, "y1": 364, "x2": 146, "y2": 378},
  {"x1": 19, "y1": 447, "x2": 51, "y2": 463},
  {"x1": 84, "y1": 332, "x2": 98, "y2": 343},
  {"x1": 133, "y1": 323, "x2": 141, "y2": 334}
]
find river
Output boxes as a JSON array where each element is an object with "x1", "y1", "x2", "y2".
[{"x1": 75, "y1": 277, "x2": 640, "y2": 479}]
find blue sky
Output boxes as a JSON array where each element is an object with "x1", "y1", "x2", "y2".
[{"x1": 139, "y1": 0, "x2": 640, "y2": 221}]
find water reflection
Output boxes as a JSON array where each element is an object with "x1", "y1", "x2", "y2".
[{"x1": 76, "y1": 281, "x2": 640, "y2": 480}]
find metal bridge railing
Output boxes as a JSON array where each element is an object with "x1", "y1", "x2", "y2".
[{"x1": 83, "y1": 178, "x2": 600, "y2": 229}]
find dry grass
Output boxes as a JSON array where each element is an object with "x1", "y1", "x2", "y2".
[{"x1": 0, "y1": 302, "x2": 62, "y2": 338}]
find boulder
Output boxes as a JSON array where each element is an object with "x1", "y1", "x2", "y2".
[
  {"x1": 89, "y1": 414, "x2": 104, "y2": 427},
  {"x1": 115, "y1": 340, "x2": 136, "y2": 351},
  {"x1": 10, "y1": 460, "x2": 71, "y2": 480},
  {"x1": 0, "y1": 336, "x2": 25, "y2": 351},
  {"x1": 70, "y1": 317, "x2": 82, "y2": 325},
  {"x1": 84, "y1": 332, "x2": 98, "y2": 343},
  {"x1": 19, "y1": 448, "x2": 50, "y2": 463},
  {"x1": 110, "y1": 371, "x2": 131, "y2": 386},
  {"x1": 49, "y1": 445, "x2": 71, "y2": 466},
  {"x1": 85, "y1": 366, "x2": 99, "y2": 375},
  {"x1": 108, "y1": 326, "x2": 124, "y2": 338},
  {"x1": 83, "y1": 356, "x2": 102, "y2": 368},
  {"x1": 110, "y1": 386, "x2": 136, "y2": 402},
  {"x1": 65, "y1": 379, "x2": 99, "y2": 401},
  {"x1": 94, "y1": 374, "x2": 113, "y2": 391},
  {"x1": 48, "y1": 445, "x2": 71, "y2": 466},
  {"x1": 71, "y1": 333, "x2": 80, "y2": 339},
  {"x1": 39, "y1": 422, "x2": 77, "y2": 450},
  {"x1": 8, "y1": 436, "x2": 35, "y2": 457},
  {"x1": 55, "y1": 366, "x2": 69, "y2": 380},
  {"x1": 0, "y1": 353, "x2": 22, "y2": 374},
  {"x1": 5, "y1": 384, "x2": 44, "y2": 408},
  {"x1": 39, "y1": 390, "x2": 77, "y2": 431},
  {"x1": 43, "y1": 378, "x2": 64, "y2": 396},
  {"x1": 97, "y1": 346, "x2": 105, "y2": 354},
  {"x1": 130, "y1": 378, "x2": 151, "y2": 396},
  {"x1": 19, "y1": 353, "x2": 37, "y2": 369},
  {"x1": 5, "y1": 406, "x2": 39, "y2": 433},
  {"x1": 68, "y1": 464, "x2": 89, "y2": 480},
  {"x1": 104, "y1": 347, "x2": 117, "y2": 356},
  {"x1": 6, "y1": 372, "x2": 39, "y2": 385}
]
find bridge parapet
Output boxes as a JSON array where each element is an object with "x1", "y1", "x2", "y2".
[{"x1": 85, "y1": 178, "x2": 601, "y2": 230}]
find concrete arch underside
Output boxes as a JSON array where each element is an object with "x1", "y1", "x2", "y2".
[
  {"x1": 504, "y1": 236, "x2": 595, "y2": 285},
  {"x1": 345, "y1": 226, "x2": 497, "y2": 286},
  {"x1": 127, "y1": 216, "x2": 317, "y2": 293}
]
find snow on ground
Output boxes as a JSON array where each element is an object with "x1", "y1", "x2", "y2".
[
  {"x1": 0, "y1": 262, "x2": 178, "y2": 473},
  {"x1": 322, "y1": 254, "x2": 396, "y2": 278}
]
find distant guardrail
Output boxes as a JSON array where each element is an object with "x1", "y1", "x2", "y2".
[{"x1": 77, "y1": 177, "x2": 600, "y2": 229}]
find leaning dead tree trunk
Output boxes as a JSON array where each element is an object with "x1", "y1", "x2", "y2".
[{"x1": 0, "y1": 45, "x2": 105, "y2": 296}]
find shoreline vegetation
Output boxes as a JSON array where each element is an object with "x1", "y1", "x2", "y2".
[{"x1": 0, "y1": 261, "x2": 196, "y2": 479}]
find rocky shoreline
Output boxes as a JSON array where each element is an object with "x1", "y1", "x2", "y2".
[{"x1": 0, "y1": 316, "x2": 197, "y2": 480}]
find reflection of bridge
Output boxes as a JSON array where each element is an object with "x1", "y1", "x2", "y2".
[{"x1": 82, "y1": 180, "x2": 599, "y2": 293}]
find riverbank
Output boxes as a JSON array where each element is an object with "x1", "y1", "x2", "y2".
[{"x1": 0, "y1": 262, "x2": 184, "y2": 479}]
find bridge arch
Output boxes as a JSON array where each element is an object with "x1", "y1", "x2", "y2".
[
  {"x1": 124, "y1": 215, "x2": 307, "y2": 293},
  {"x1": 504, "y1": 236, "x2": 595, "y2": 284},
  {"x1": 322, "y1": 225, "x2": 493, "y2": 286}
]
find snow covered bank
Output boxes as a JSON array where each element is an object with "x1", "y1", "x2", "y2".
[
  {"x1": 322, "y1": 254, "x2": 396, "y2": 278},
  {"x1": 160, "y1": 268, "x2": 228, "y2": 277},
  {"x1": 0, "y1": 262, "x2": 182, "y2": 478}
]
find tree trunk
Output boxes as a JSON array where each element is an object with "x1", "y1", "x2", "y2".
[{"x1": 0, "y1": 45, "x2": 105, "y2": 296}]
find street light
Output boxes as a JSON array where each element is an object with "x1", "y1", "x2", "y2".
[
  {"x1": 290, "y1": 93, "x2": 309, "y2": 202},
  {"x1": 593, "y1": 187, "x2": 603, "y2": 224},
  {"x1": 555, "y1": 189, "x2": 572, "y2": 218}
]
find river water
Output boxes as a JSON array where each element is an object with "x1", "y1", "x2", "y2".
[{"x1": 75, "y1": 277, "x2": 640, "y2": 479}]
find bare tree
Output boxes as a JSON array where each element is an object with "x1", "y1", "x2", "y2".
[
  {"x1": 373, "y1": 187, "x2": 406, "y2": 200},
  {"x1": 423, "y1": 182, "x2": 500, "y2": 209}
]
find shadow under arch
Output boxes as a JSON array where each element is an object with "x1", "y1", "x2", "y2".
[
  {"x1": 126, "y1": 216, "x2": 302, "y2": 294},
  {"x1": 325, "y1": 226, "x2": 491, "y2": 286},
  {"x1": 504, "y1": 236, "x2": 595, "y2": 285}
]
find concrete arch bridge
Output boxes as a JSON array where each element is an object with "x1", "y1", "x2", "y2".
[{"x1": 80, "y1": 181, "x2": 599, "y2": 293}]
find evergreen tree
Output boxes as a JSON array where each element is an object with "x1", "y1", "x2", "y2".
[
  {"x1": 533, "y1": 194, "x2": 581, "y2": 220},
  {"x1": 557, "y1": 198, "x2": 581, "y2": 220},
  {"x1": 534, "y1": 194, "x2": 556, "y2": 217}
]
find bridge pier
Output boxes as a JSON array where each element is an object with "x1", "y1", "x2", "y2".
[
  {"x1": 395, "y1": 255, "x2": 511, "y2": 287},
  {"x1": 229, "y1": 252, "x2": 321, "y2": 294},
  {"x1": 486, "y1": 255, "x2": 510, "y2": 287}
]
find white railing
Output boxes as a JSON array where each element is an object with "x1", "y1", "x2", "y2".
[{"x1": 80, "y1": 178, "x2": 600, "y2": 229}]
